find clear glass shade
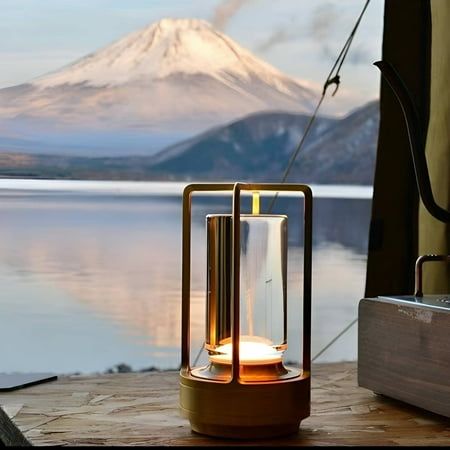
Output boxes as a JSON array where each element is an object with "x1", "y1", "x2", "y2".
[{"x1": 204, "y1": 214, "x2": 287, "y2": 367}]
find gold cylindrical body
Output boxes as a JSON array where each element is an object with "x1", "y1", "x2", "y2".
[{"x1": 180, "y1": 371, "x2": 310, "y2": 439}]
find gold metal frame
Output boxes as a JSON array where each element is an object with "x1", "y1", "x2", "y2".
[{"x1": 181, "y1": 182, "x2": 312, "y2": 382}]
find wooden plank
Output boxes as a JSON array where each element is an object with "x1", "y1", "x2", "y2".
[{"x1": 0, "y1": 363, "x2": 449, "y2": 446}]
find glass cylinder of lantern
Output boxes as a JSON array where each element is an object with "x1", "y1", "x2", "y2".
[{"x1": 193, "y1": 214, "x2": 294, "y2": 382}]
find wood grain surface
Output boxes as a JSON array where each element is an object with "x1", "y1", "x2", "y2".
[
  {"x1": 358, "y1": 297, "x2": 450, "y2": 418},
  {"x1": 1, "y1": 362, "x2": 449, "y2": 446}
]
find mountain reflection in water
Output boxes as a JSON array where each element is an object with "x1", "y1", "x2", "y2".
[{"x1": 0, "y1": 186, "x2": 371, "y2": 374}]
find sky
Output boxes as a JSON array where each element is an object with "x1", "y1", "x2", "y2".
[{"x1": 0, "y1": 0, "x2": 384, "y2": 115}]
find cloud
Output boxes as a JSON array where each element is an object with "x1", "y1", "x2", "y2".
[
  {"x1": 309, "y1": 2, "x2": 338, "y2": 42},
  {"x1": 255, "y1": 28, "x2": 298, "y2": 53},
  {"x1": 211, "y1": 0, "x2": 252, "y2": 30},
  {"x1": 255, "y1": 3, "x2": 341, "y2": 57},
  {"x1": 309, "y1": 3, "x2": 371, "y2": 66},
  {"x1": 347, "y1": 43, "x2": 371, "y2": 65}
]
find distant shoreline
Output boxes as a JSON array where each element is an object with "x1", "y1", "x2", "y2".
[{"x1": 0, "y1": 178, "x2": 373, "y2": 199}]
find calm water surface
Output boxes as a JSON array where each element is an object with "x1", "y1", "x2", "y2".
[{"x1": 0, "y1": 180, "x2": 372, "y2": 374}]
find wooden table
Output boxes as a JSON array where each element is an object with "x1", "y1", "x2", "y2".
[{"x1": 0, "y1": 362, "x2": 449, "y2": 446}]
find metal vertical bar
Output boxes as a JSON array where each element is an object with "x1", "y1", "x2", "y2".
[
  {"x1": 180, "y1": 183, "x2": 234, "y2": 376},
  {"x1": 181, "y1": 185, "x2": 193, "y2": 373},
  {"x1": 231, "y1": 182, "x2": 242, "y2": 382},
  {"x1": 301, "y1": 186, "x2": 313, "y2": 374}
]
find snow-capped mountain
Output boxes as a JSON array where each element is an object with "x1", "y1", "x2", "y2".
[
  {"x1": 0, "y1": 18, "x2": 317, "y2": 156},
  {"x1": 33, "y1": 18, "x2": 312, "y2": 96}
]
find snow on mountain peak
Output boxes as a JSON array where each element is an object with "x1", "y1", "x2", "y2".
[{"x1": 32, "y1": 17, "x2": 311, "y2": 99}]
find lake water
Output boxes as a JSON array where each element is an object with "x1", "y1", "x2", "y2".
[{"x1": 0, "y1": 180, "x2": 372, "y2": 374}]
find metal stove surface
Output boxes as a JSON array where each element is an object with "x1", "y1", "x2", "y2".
[{"x1": 378, "y1": 294, "x2": 450, "y2": 310}]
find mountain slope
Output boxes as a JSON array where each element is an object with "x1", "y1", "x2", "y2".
[
  {"x1": 150, "y1": 110, "x2": 336, "y2": 180},
  {"x1": 289, "y1": 100, "x2": 379, "y2": 183},
  {"x1": 0, "y1": 102, "x2": 379, "y2": 184},
  {"x1": 149, "y1": 100, "x2": 379, "y2": 184},
  {"x1": 0, "y1": 18, "x2": 317, "y2": 155}
]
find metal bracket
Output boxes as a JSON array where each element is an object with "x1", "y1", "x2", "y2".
[{"x1": 415, "y1": 254, "x2": 450, "y2": 297}]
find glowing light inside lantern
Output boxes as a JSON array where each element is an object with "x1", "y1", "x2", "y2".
[{"x1": 209, "y1": 337, "x2": 284, "y2": 365}]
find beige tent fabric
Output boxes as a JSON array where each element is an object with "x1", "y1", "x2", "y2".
[{"x1": 419, "y1": 0, "x2": 450, "y2": 294}]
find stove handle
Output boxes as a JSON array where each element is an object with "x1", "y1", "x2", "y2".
[{"x1": 415, "y1": 254, "x2": 450, "y2": 297}]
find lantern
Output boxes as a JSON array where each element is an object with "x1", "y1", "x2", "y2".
[{"x1": 180, "y1": 182, "x2": 312, "y2": 439}]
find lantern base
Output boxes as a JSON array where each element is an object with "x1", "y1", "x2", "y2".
[{"x1": 179, "y1": 369, "x2": 310, "y2": 439}]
